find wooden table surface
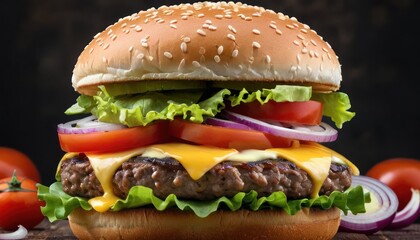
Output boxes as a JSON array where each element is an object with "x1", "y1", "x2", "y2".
[{"x1": 5, "y1": 219, "x2": 417, "y2": 239}]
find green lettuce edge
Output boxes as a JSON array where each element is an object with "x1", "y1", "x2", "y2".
[
  {"x1": 37, "y1": 182, "x2": 369, "y2": 222},
  {"x1": 64, "y1": 85, "x2": 354, "y2": 128}
]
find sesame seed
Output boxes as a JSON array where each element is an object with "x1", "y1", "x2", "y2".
[
  {"x1": 301, "y1": 48, "x2": 308, "y2": 54},
  {"x1": 296, "y1": 54, "x2": 301, "y2": 64},
  {"x1": 89, "y1": 48, "x2": 94, "y2": 54},
  {"x1": 252, "y1": 12, "x2": 261, "y2": 17},
  {"x1": 181, "y1": 42, "x2": 187, "y2": 53},
  {"x1": 269, "y1": 24, "x2": 277, "y2": 29},
  {"x1": 293, "y1": 40, "x2": 300, "y2": 46},
  {"x1": 121, "y1": 23, "x2": 127, "y2": 28},
  {"x1": 300, "y1": 29, "x2": 308, "y2": 34},
  {"x1": 275, "y1": 29, "x2": 283, "y2": 35},
  {"x1": 148, "y1": 56, "x2": 154, "y2": 61},
  {"x1": 245, "y1": 17, "x2": 252, "y2": 21},
  {"x1": 205, "y1": 20, "x2": 213, "y2": 24},
  {"x1": 217, "y1": 46, "x2": 224, "y2": 55},
  {"x1": 248, "y1": 56, "x2": 254, "y2": 64},
  {"x1": 290, "y1": 66, "x2": 297, "y2": 72},
  {"x1": 181, "y1": 16, "x2": 188, "y2": 20},
  {"x1": 123, "y1": 29, "x2": 130, "y2": 34},
  {"x1": 170, "y1": 24, "x2": 177, "y2": 29},
  {"x1": 170, "y1": 20, "x2": 177, "y2": 24},
  {"x1": 327, "y1": 53, "x2": 332, "y2": 60},
  {"x1": 232, "y1": 49, "x2": 239, "y2": 58},
  {"x1": 178, "y1": 58, "x2": 186, "y2": 70},
  {"x1": 326, "y1": 42, "x2": 332, "y2": 49},
  {"x1": 208, "y1": 25, "x2": 217, "y2": 31},
  {"x1": 135, "y1": 26, "x2": 142, "y2": 32},
  {"x1": 137, "y1": 53, "x2": 144, "y2": 59},
  {"x1": 297, "y1": 34, "x2": 305, "y2": 40},
  {"x1": 227, "y1": 33, "x2": 236, "y2": 41},
  {"x1": 164, "y1": 51, "x2": 173, "y2": 59},
  {"x1": 199, "y1": 47, "x2": 206, "y2": 55},
  {"x1": 286, "y1": 24, "x2": 294, "y2": 29},
  {"x1": 309, "y1": 50, "x2": 315, "y2": 57},
  {"x1": 215, "y1": 14, "x2": 223, "y2": 19},
  {"x1": 303, "y1": 24, "x2": 310, "y2": 29},
  {"x1": 111, "y1": 35, "x2": 117, "y2": 41},
  {"x1": 307, "y1": 66, "x2": 312, "y2": 74},
  {"x1": 103, "y1": 43, "x2": 110, "y2": 50},
  {"x1": 290, "y1": 17, "x2": 297, "y2": 21},
  {"x1": 141, "y1": 42, "x2": 149, "y2": 48},
  {"x1": 157, "y1": 19, "x2": 165, "y2": 23},
  {"x1": 183, "y1": 37, "x2": 191, "y2": 43},
  {"x1": 102, "y1": 57, "x2": 107, "y2": 63},
  {"x1": 252, "y1": 41, "x2": 261, "y2": 48},
  {"x1": 202, "y1": 23, "x2": 210, "y2": 29},
  {"x1": 310, "y1": 39, "x2": 317, "y2": 46},
  {"x1": 265, "y1": 55, "x2": 271, "y2": 64},
  {"x1": 228, "y1": 25, "x2": 237, "y2": 34},
  {"x1": 98, "y1": 42, "x2": 103, "y2": 46},
  {"x1": 252, "y1": 29, "x2": 261, "y2": 35},
  {"x1": 198, "y1": 13, "x2": 205, "y2": 18},
  {"x1": 197, "y1": 29, "x2": 206, "y2": 36},
  {"x1": 128, "y1": 46, "x2": 133, "y2": 52},
  {"x1": 214, "y1": 55, "x2": 221, "y2": 63},
  {"x1": 224, "y1": 14, "x2": 232, "y2": 19},
  {"x1": 192, "y1": 61, "x2": 201, "y2": 67},
  {"x1": 302, "y1": 41, "x2": 309, "y2": 47},
  {"x1": 292, "y1": 23, "x2": 299, "y2": 28},
  {"x1": 322, "y1": 47, "x2": 329, "y2": 53}
]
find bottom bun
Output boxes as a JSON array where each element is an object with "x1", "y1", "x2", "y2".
[{"x1": 68, "y1": 207, "x2": 341, "y2": 240}]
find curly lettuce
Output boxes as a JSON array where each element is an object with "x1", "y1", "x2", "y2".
[
  {"x1": 37, "y1": 182, "x2": 369, "y2": 222},
  {"x1": 65, "y1": 85, "x2": 354, "y2": 128}
]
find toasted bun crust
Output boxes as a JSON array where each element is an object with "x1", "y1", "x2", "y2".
[
  {"x1": 72, "y1": 2, "x2": 341, "y2": 96},
  {"x1": 68, "y1": 207, "x2": 341, "y2": 240}
]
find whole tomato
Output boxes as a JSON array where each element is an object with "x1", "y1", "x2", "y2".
[
  {"x1": 366, "y1": 158, "x2": 420, "y2": 211},
  {"x1": 0, "y1": 174, "x2": 45, "y2": 230},
  {"x1": 0, "y1": 147, "x2": 41, "y2": 183}
]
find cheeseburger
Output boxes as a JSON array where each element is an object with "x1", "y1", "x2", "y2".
[{"x1": 38, "y1": 2, "x2": 368, "y2": 239}]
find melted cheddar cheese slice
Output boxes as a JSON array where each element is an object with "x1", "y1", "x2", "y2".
[{"x1": 61, "y1": 142, "x2": 358, "y2": 212}]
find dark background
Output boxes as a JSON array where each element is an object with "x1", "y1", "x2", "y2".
[{"x1": 2, "y1": 0, "x2": 419, "y2": 185}]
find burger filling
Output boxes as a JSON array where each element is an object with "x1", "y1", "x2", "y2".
[{"x1": 61, "y1": 154, "x2": 352, "y2": 201}]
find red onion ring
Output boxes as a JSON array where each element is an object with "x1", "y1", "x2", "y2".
[
  {"x1": 339, "y1": 175, "x2": 398, "y2": 234},
  {"x1": 57, "y1": 115, "x2": 126, "y2": 134},
  {"x1": 204, "y1": 117, "x2": 252, "y2": 130},
  {"x1": 221, "y1": 110, "x2": 338, "y2": 142},
  {"x1": 386, "y1": 188, "x2": 420, "y2": 230},
  {"x1": 0, "y1": 225, "x2": 28, "y2": 240}
]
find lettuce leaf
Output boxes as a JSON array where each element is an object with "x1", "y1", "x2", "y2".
[
  {"x1": 312, "y1": 92, "x2": 356, "y2": 129},
  {"x1": 38, "y1": 182, "x2": 369, "y2": 222},
  {"x1": 65, "y1": 85, "x2": 354, "y2": 128}
]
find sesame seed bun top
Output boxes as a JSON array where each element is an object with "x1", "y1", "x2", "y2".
[{"x1": 72, "y1": 1, "x2": 341, "y2": 96}]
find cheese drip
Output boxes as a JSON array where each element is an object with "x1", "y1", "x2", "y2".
[{"x1": 70, "y1": 142, "x2": 358, "y2": 212}]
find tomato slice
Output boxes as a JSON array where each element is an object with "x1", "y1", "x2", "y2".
[
  {"x1": 227, "y1": 100, "x2": 323, "y2": 125},
  {"x1": 58, "y1": 121, "x2": 169, "y2": 153},
  {"x1": 169, "y1": 118, "x2": 292, "y2": 150}
]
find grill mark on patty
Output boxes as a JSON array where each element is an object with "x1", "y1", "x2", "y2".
[{"x1": 60, "y1": 155, "x2": 352, "y2": 200}]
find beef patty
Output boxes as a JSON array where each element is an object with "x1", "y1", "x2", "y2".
[{"x1": 60, "y1": 154, "x2": 352, "y2": 200}]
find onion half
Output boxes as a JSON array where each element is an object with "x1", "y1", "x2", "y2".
[
  {"x1": 57, "y1": 115, "x2": 126, "y2": 134},
  {"x1": 386, "y1": 188, "x2": 420, "y2": 230},
  {"x1": 0, "y1": 225, "x2": 28, "y2": 240},
  {"x1": 221, "y1": 110, "x2": 338, "y2": 142},
  {"x1": 339, "y1": 175, "x2": 398, "y2": 234}
]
